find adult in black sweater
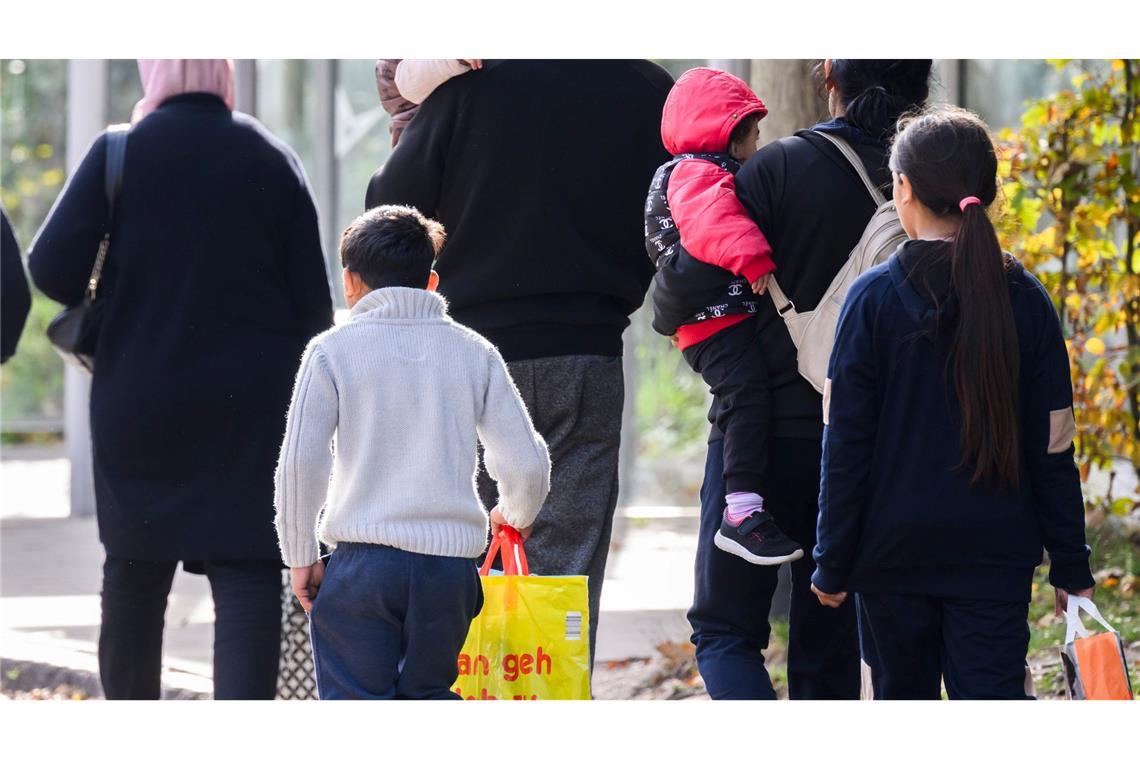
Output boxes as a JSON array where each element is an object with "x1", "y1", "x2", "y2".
[
  {"x1": 1, "y1": 206, "x2": 32, "y2": 364},
  {"x1": 366, "y1": 60, "x2": 673, "y2": 659},
  {"x1": 687, "y1": 60, "x2": 934, "y2": 699},
  {"x1": 29, "y1": 61, "x2": 333, "y2": 700}
]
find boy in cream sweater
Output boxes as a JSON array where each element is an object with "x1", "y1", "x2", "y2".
[{"x1": 274, "y1": 205, "x2": 551, "y2": 700}]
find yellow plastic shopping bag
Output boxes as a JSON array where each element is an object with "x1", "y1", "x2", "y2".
[{"x1": 452, "y1": 527, "x2": 591, "y2": 700}]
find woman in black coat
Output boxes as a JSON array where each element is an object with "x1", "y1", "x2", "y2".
[
  {"x1": 685, "y1": 59, "x2": 933, "y2": 700},
  {"x1": 29, "y1": 60, "x2": 333, "y2": 700}
]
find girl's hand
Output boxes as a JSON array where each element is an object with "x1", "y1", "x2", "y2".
[
  {"x1": 811, "y1": 583, "x2": 848, "y2": 608},
  {"x1": 752, "y1": 273, "x2": 772, "y2": 295},
  {"x1": 290, "y1": 560, "x2": 325, "y2": 613},
  {"x1": 462, "y1": 59, "x2": 483, "y2": 70},
  {"x1": 1054, "y1": 585, "x2": 1095, "y2": 616}
]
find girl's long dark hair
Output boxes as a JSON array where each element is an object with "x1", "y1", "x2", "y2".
[{"x1": 890, "y1": 106, "x2": 1021, "y2": 489}]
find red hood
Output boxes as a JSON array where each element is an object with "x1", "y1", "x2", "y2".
[{"x1": 661, "y1": 67, "x2": 768, "y2": 155}]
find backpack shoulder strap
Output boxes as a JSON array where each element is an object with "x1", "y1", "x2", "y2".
[
  {"x1": 104, "y1": 124, "x2": 129, "y2": 220},
  {"x1": 811, "y1": 131, "x2": 886, "y2": 206},
  {"x1": 767, "y1": 276, "x2": 797, "y2": 318}
]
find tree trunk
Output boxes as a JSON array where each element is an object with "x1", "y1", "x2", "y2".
[{"x1": 749, "y1": 59, "x2": 830, "y2": 142}]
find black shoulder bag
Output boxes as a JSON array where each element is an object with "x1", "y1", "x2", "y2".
[{"x1": 46, "y1": 124, "x2": 129, "y2": 374}]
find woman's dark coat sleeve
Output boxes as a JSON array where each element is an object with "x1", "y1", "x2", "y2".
[
  {"x1": 28, "y1": 133, "x2": 110, "y2": 307},
  {"x1": 283, "y1": 172, "x2": 334, "y2": 340},
  {"x1": 1, "y1": 209, "x2": 32, "y2": 363}
]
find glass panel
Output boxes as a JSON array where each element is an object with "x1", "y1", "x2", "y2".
[
  {"x1": 0, "y1": 59, "x2": 68, "y2": 429},
  {"x1": 335, "y1": 59, "x2": 388, "y2": 251},
  {"x1": 107, "y1": 59, "x2": 143, "y2": 124},
  {"x1": 633, "y1": 60, "x2": 714, "y2": 498},
  {"x1": 255, "y1": 59, "x2": 318, "y2": 176},
  {"x1": 962, "y1": 59, "x2": 1070, "y2": 130}
]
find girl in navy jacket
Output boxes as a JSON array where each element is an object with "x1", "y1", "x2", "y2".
[{"x1": 811, "y1": 105, "x2": 1096, "y2": 699}]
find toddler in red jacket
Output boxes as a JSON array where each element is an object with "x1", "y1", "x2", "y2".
[{"x1": 645, "y1": 67, "x2": 802, "y2": 565}]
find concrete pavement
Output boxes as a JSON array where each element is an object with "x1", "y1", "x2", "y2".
[{"x1": 0, "y1": 450, "x2": 703, "y2": 696}]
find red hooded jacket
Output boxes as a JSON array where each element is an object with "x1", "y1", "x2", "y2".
[{"x1": 660, "y1": 68, "x2": 775, "y2": 349}]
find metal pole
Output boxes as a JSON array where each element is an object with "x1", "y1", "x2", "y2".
[
  {"x1": 63, "y1": 59, "x2": 108, "y2": 518},
  {"x1": 934, "y1": 59, "x2": 963, "y2": 106},
  {"x1": 312, "y1": 60, "x2": 339, "y2": 279}
]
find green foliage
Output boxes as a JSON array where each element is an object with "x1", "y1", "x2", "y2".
[
  {"x1": 1, "y1": 60, "x2": 69, "y2": 427},
  {"x1": 997, "y1": 59, "x2": 1140, "y2": 504},
  {"x1": 634, "y1": 327, "x2": 710, "y2": 459},
  {"x1": 1, "y1": 59, "x2": 67, "y2": 245},
  {"x1": 0, "y1": 293, "x2": 64, "y2": 421}
]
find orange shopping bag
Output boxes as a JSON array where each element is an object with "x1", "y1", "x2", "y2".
[
  {"x1": 1060, "y1": 596, "x2": 1134, "y2": 700},
  {"x1": 452, "y1": 527, "x2": 591, "y2": 700}
]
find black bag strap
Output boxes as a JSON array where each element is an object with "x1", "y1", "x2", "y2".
[
  {"x1": 87, "y1": 124, "x2": 129, "y2": 301},
  {"x1": 104, "y1": 124, "x2": 129, "y2": 219}
]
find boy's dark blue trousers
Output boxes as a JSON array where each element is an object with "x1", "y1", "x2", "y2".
[
  {"x1": 308, "y1": 542, "x2": 483, "y2": 700},
  {"x1": 857, "y1": 593, "x2": 1032, "y2": 699},
  {"x1": 687, "y1": 437, "x2": 861, "y2": 699}
]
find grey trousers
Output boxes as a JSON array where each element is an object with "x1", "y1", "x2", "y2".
[{"x1": 478, "y1": 354, "x2": 624, "y2": 666}]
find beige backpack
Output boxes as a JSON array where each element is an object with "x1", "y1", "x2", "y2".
[{"x1": 767, "y1": 131, "x2": 908, "y2": 393}]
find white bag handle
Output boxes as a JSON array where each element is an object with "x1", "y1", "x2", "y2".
[{"x1": 1064, "y1": 595, "x2": 1116, "y2": 645}]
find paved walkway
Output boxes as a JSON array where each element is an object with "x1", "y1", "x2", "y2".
[{"x1": 0, "y1": 450, "x2": 700, "y2": 694}]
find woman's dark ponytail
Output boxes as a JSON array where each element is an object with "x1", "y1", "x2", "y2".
[
  {"x1": 891, "y1": 106, "x2": 1022, "y2": 489},
  {"x1": 950, "y1": 201, "x2": 1021, "y2": 488}
]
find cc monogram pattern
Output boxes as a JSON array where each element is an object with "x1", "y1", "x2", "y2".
[{"x1": 644, "y1": 153, "x2": 761, "y2": 333}]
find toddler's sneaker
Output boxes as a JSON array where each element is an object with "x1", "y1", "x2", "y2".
[{"x1": 714, "y1": 511, "x2": 803, "y2": 565}]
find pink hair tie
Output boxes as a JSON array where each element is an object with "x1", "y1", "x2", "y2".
[{"x1": 959, "y1": 196, "x2": 982, "y2": 212}]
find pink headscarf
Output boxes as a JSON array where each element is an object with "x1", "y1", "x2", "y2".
[{"x1": 132, "y1": 59, "x2": 235, "y2": 123}]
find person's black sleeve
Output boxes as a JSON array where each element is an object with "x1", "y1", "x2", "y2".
[
  {"x1": 812, "y1": 275, "x2": 881, "y2": 594},
  {"x1": 735, "y1": 140, "x2": 787, "y2": 236},
  {"x1": 28, "y1": 133, "x2": 109, "y2": 307},
  {"x1": 364, "y1": 84, "x2": 459, "y2": 216},
  {"x1": 1023, "y1": 278, "x2": 1094, "y2": 591},
  {"x1": 284, "y1": 171, "x2": 334, "y2": 341},
  {"x1": 1, "y1": 209, "x2": 32, "y2": 363}
]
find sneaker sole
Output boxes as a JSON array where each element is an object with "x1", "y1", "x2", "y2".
[{"x1": 713, "y1": 531, "x2": 804, "y2": 566}]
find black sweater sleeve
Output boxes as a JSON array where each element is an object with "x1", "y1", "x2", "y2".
[
  {"x1": 735, "y1": 140, "x2": 786, "y2": 241},
  {"x1": 1, "y1": 209, "x2": 32, "y2": 363},
  {"x1": 28, "y1": 133, "x2": 109, "y2": 307},
  {"x1": 1023, "y1": 279, "x2": 1094, "y2": 590},
  {"x1": 811, "y1": 274, "x2": 882, "y2": 594},
  {"x1": 364, "y1": 83, "x2": 459, "y2": 216}
]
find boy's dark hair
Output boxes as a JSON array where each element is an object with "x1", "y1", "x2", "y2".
[
  {"x1": 339, "y1": 205, "x2": 446, "y2": 289},
  {"x1": 728, "y1": 113, "x2": 761, "y2": 152}
]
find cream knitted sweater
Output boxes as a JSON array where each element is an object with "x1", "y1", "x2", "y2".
[{"x1": 273, "y1": 287, "x2": 551, "y2": 567}]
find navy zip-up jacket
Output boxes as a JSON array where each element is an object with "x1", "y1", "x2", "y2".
[{"x1": 812, "y1": 239, "x2": 1094, "y2": 602}]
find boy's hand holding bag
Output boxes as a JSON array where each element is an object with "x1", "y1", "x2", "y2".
[
  {"x1": 1060, "y1": 594, "x2": 1134, "y2": 700},
  {"x1": 453, "y1": 526, "x2": 591, "y2": 700}
]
